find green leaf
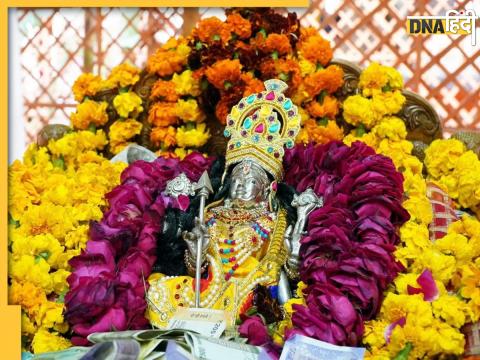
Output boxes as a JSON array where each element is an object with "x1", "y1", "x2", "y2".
[
  {"x1": 382, "y1": 84, "x2": 392, "y2": 92},
  {"x1": 185, "y1": 121, "x2": 196, "y2": 131},
  {"x1": 195, "y1": 41, "x2": 203, "y2": 50},
  {"x1": 245, "y1": 306, "x2": 258, "y2": 317},
  {"x1": 212, "y1": 34, "x2": 221, "y2": 41},
  {"x1": 233, "y1": 52, "x2": 239, "y2": 59},
  {"x1": 279, "y1": 72, "x2": 290, "y2": 82},
  {"x1": 393, "y1": 342, "x2": 413, "y2": 360},
  {"x1": 317, "y1": 117, "x2": 329, "y2": 126},
  {"x1": 258, "y1": 28, "x2": 267, "y2": 38},
  {"x1": 88, "y1": 124, "x2": 97, "y2": 133},
  {"x1": 35, "y1": 251, "x2": 50, "y2": 263},
  {"x1": 8, "y1": 213, "x2": 20, "y2": 228},
  {"x1": 201, "y1": 79, "x2": 209, "y2": 90},
  {"x1": 271, "y1": 51, "x2": 279, "y2": 60},
  {"x1": 355, "y1": 124, "x2": 366, "y2": 137},
  {"x1": 317, "y1": 90, "x2": 328, "y2": 104},
  {"x1": 56, "y1": 290, "x2": 67, "y2": 303},
  {"x1": 52, "y1": 155, "x2": 65, "y2": 170},
  {"x1": 316, "y1": 63, "x2": 324, "y2": 71},
  {"x1": 119, "y1": 86, "x2": 129, "y2": 94},
  {"x1": 224, "y1": 81, "x2": 233, "y2": 90}
]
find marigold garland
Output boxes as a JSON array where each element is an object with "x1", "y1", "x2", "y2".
[{"x1": 8, "y1": 131, "x2": 125, "y2": 353}]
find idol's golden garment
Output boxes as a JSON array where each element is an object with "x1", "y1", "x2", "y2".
[{"x1": 146, "y1": 205, "x2": 287, "y2": 328}]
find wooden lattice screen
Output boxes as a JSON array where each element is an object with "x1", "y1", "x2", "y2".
[{"x1": 18, "y1": 3, "x2": 480, "y2": 143}]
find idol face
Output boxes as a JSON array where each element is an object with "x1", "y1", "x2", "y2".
[{"x1": 229, "y1": 161, "x2": 269, "y2": 203}]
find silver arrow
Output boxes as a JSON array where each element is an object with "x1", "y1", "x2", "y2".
[{"x1": 193, "y1": 170, "x2": 213, "y2": 307}]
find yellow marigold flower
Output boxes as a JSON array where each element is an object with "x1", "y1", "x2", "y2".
[
  {"x1": 35, "y1": 301, "x2": 66, "y2": 330},
  {"x1": 106, "y1": 63, "x2": 140, "y2": 88},
  {"x1": 72, "y1": 73, "x2": 104, "y2": 102},
  {"x1": 395, "y1": 222, "x2": 431, "y2": 267},
  {"x1": 363, "y1": 319, "x2": 389, "y2": 349},
  {"x1": 47, "y1": 130, "x2": 108, "y2": 166},
  {"x1": 430, "y1": 322, "x2": 465, "y2": 355},
  {"x1": 424, "y1": 139, "x2": 466, "y2": 179},
  {"x1": 11, "y1": 233, "x2": 64, "y2": 269},
  {"x1": 343, "y1": 131, "x2": 379, "y2": 148},
  {"x1": 113, "y1": 92, "x2": 143, "y2": 118},
  {"x1": 176, "y1": 123, "x2": 210, "y2": 148},
  {"x1": 109, "y1": 119, "x2": 143, "y2": 153},
  {"x1": 403, "y1": 170, "x2": 427, "y2": 197},
  {"x1": 359, "y1": 62, "x2": 403, "y2": 97},
  {"x1": 31, "y1": 328, "x2": 71, "y2": 354},
  {"x1": 381, "y1": 293, "x2": 433, "y2": 326},
  {"x1": 415, "y1": 249, "x2": 456, "y2": 284},
  {"x1": 70, "y1": 99, "x2": 109, "y2": 130},
  {"x1": 402, "y1": 195, "x2": 433, "y2": 226},
  {"x1": 172, "y1": 70, "x2": 201, "y2": 97},
  {"x1": 9, "y1": 255, "x2": 53, "y2": 293},
  {"x1": 456, "y1": 151, "x2": 480, "y2": 208},
  {"x1": 432, "y1": 294, "x2": 474, "y2": 328},
  {"x1": 22, "y1": 312, "x2": 37, "y2": 336},
  {"x1": 64, "y1": 224, "x2": 89, "y2": 250},
  {"x1": 51, "y1": 269, "x2": 70, "y2": 294},
  {"x1": 371, "y1": 90, "x2": 405, "y2": 118},
  {"x1": 342, "y1": 94, "x2": 378, "y2": 128},
  {"x1": 434, "y1": 232, "x2": 473, "y2": 267},
  {"x1": 175, "y1": 99, "x2": 205, "y2": 123},
  {"x1": 371, "y1": 116, "x2": 407, "y2": 141},
  {"x1": 298, "y1": 56, "x2": 316, "y2": 77},
  {"x1": 173, "y1": 147, "x2": 193, "y2": 160}
]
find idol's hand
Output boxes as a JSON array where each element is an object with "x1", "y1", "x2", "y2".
[
  {"x1": 182, "y1": 217, "x2": 210, "y2": 262},
  {"x1": 284, "y1": 225, "x2": 302, "y2": 278}
]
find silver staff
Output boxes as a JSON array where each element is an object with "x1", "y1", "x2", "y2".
[{"x1": 193, "y1": 171, "x2": 213, "y2": 307}]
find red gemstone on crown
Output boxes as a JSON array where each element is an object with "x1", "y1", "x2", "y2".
[
  {"x1": 254, "y1": 123, "x2": 265, "y2": 133},
  {"x1": 265, "y1": 91, "x2": 275, "y2": 101}
]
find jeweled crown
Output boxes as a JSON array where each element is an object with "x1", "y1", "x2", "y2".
[{"x1": 223, "y1": 79, "x2": 301, "y2": 181}]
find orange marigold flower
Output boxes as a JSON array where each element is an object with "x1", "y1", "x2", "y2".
[
  {"x1": 298, "y1": 35, "x2": 333, "y2": 66},
  {"x1": 259, "y1": 59, "x2": 302, "y2": 93},
  {"x1": 215, "y1": 92, "x2": 241, "y2": 125},
  {"x1": 226, "y1": 13, "x2": 251, "y2": 39},
  {"x1": 303, "y1": 65, "x2": 344, "y2": 97},
  {"x1": 72, "y1": 73, "x2": 103, "y2": 102},
  {"x1": 150, "y1": 126, "x2": 177, "y2": 148},
  {"x1": 193, "y1": 17, "x2": 232, "y2": 44},
  {"x1": 241, "y1": 73, "x2": 264, "y2": 97},
  {"x1": 300, "y1": 27, "x2": 318, "y2": 40},
  {"x1": 148, "y1": 102, "x2": 178, "y2": 127},
  {"x1": 205, "y1": 59, "x2": 242, "y2": 90},
  {"x1": 150, "y1": 80, "x2": 179, "y2": 102},
  {"x1": 264, "y1": 34, "x2": 292, "y2": 55},
  {"x1": 306, "y1": 96, "x2": 339, "y2": 119},
  {"x1": 147, "y1": 38, "x2": 191, "y2": 77},
  {"x1": 301, "y1": 118, "x2": 344, "y2": 144}
]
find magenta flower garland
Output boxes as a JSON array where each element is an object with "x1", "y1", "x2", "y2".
[
  {"x1": 64, "y1": 153, "x2": 214, "y2": 345},
  {"x1": 283, "y1": 141, "x2": 410, "y2": 346}
]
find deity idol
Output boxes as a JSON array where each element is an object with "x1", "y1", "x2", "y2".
[{"x1": 146, "y1": 80, "x2": 322, "y2": 328}]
